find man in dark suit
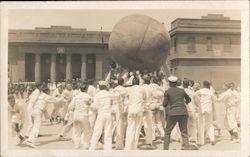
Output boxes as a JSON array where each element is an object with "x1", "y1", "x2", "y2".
[{"x1": 163, "y1": 76, "x2": 191, "y2": 150}]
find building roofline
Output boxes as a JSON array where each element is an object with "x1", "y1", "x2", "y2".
[
  {"x1": 8, "y1": 25, "x2": 111, "y2": 34},
  {"x1": 171, "y1": 18, "x2": 241, "y2": 25},
  {"x1": 8, "y1": 29, "x2": 111, "y2": 34}
]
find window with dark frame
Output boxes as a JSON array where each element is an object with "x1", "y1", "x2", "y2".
[
  {"x1": 187, "y1": 36, "x2": 196, "y2": 53},
  {"x1": 223, "y1": 37, "x2": 232, "y2": 53},
  {"x1": 173, "y1": 37, "x2": 177, "y2": 52},
  {"x1": 207, "y1": 36, "x2": 213, "y2": 51}
]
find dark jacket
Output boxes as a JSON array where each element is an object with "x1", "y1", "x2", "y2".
[{"x1": 163, "y1": 87, "x2": 191, "y2": 116}]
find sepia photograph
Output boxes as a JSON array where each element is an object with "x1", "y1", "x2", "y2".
[{"x1": 0, "y1": 1, "x2": 249, "y2": 157}]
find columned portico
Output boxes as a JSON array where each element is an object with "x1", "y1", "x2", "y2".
[
  {"x1": 66, "y1": 53, "x2": 72, "y2": 80},
  {"x1": 95, "y1": 54, "x2": 103, "y2": 80},
  {"x1": 50, "y1": 54, "x2": 56, "y2": 82},
  {"x1": 81, "y1": 54, "x2": 87, "y2": 80},
  {"x1": 24, "y1": 52, "x2": 108, "y2": 82},
  {"x1": 35, "y1": 53, "x2": 41, "y2": 82},
  {"x1": 10, "y1": 26, "x2": 111, "y2": 83}
]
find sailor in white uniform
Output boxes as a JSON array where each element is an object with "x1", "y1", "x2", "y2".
[
  {"x1": 89, "y1": 81, "x2": 117, "y2": 150},
  {"x1": 125, "y1": 77, "x2": 146, "y2": 150},
  {"x1": 68, "y1": 83, "x2": 93, "y2": 149}
]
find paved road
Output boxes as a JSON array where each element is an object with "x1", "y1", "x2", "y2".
[{"x1": 8, "y1": 98, "x2": 240, "y2": 150}]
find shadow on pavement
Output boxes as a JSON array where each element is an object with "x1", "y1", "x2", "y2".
[{"x1": 36, "y1": 138, "x2": 71, "y2": 147}]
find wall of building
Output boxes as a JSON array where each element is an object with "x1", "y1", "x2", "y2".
[
  {"x1": 173, "y1": 62, "x2": 240, "y2": 90},
  {"x1": 102, "y1": 52, "x2": 113, "y2": 79},
  {"x1": 170, "y1": 33, "x2": 240, "y2": 58},
  {"x1": 168, "y1": 15, "x2": 241, "y2": 91},
  {"x1": 8, "y1": 50, "x2": 25, "y2": 82},
  {"x1": 8, "y1": 43, "x2": 111, "y2": 82}
]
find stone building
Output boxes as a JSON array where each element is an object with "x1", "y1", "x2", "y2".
[
  {"x1": 8, "y1": 14, "x2": 241, "y2": 89},
  {"x1": 8, "y1": 26, "x2": 111, "y2": 82},
  {"x1": 168, "y1": 14, "x2": 241, "y2": 89}
]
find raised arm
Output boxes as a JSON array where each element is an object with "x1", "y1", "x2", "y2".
[{"x1": 184, "y1": 92, "x2": 191, "y2": 104}]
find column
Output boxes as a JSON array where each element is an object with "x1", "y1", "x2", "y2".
[
  {"x1": 35, "y1": 53, "x2": 41, "y2": 82},
  {"x1": 95, "y1": 54, "x2": 103, "y2": 80},
  {"x1": 81, "y1": 54, "x2": 87, "y2": 80},
  {"x1": 50, "y1": 54, "x2": 56, "y2": 82},
  {"x1": 66, "y1": 53, "x2": 72, "y2": 80}
]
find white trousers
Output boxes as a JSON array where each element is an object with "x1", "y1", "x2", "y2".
[
  {"x1": 60, "y1": 114, "x2": 73, "y2": 137},
  {"x1": 142, "y1": 110, "x2": 153, "y2": 144},
  {"x1": 25, "y1": 112, "x2": 33, "y2": 137},
  {"x1": 224, "y1": 107, "x2": 238, "y2": 131},
  {"x1": 125, "y1": 113, "x2": 143, "y2": 150},
  {"x1": 89, "y1": 110, "x2": 97, "y2": 130},
  {"x1": 51, "y1": 104, "x2": 62, "y2": 119},
  {"x1": 197, "y1": 113, "x2": 215, "y2": 145},
  {"x1": 61, "y1": 103, "x2": 69, "y2": 120},
  {"x1": 188, "y1": 112, "x2": 198, "y2": 142},
  {"x1": 152, "y1": 109, "x2": 165, "y2": 139},
  {"x1": 27, "y1": 109, "x2": 43, "y2": 143},
  {"x1": 73, "y1": 116, "x2": 92, "y2": 148},
  {"x1": 112, "y1": 112, "x2": 126, "y2": 149},
  {"x1": 25, "y1": 105, "x2": 35, "y2": 137},
  {"x1": 90, "y1": 113, "x2": 113, "y2": 150}
]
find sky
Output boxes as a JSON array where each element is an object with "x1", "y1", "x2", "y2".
[{"x1": 8, "y1": 10, "x2": 241, "y2": 32}]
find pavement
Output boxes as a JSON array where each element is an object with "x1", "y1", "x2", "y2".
[{"x1": 8, "y1": 97, "x2": 240, "y2": 150}]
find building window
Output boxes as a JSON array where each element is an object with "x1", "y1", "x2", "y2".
[
  {"x1": 86, "y1": 54, "x2": 96, "y2": 79},
  {"x1": 25, "y1": 53, "x2": 35, "y2": 82},
  {"x1": 174, "y1": 67, "x2": 177, "y2": 75},
  {"x1": 207, "y1": 37, "x2": 213, "y2": 51},
  {"x1": 187, "y1": 36, "x2": 196, "y2": 53},
  {"x1": 223, "y1": 37, "x2": 232, "y2": 53},
  {"x1": 173, "y1": 37, "x2": 177, "y2": 52}
]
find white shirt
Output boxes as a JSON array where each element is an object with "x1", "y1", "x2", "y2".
[
  {"x1": 113, "y1": 85, "x2": 128, "y2": 113},
  {"x1": 52, "y1": 88, "x2": 62, "y2": 98},
  {"x1": 127, "y1": 85, "x2": 146, "y2": 114},
  {"x1": 70, "y1": 92, "x2": 92, "y2": 118},
  {"x1": 149, "y1": 83, "x2": 164, "y2": 110},
  {"x1": 34, "y1": 93, "x2": 54, "y2": 111},
  {"x1": 161, "y1": 79, "x2": 169, "y2": 90},
  {"x1": 183, "y1": 88, "x2": 196, "y2": 112},
  {"x1": 126, "y1": 75, "x2": 134, "y2": 86},
  {"x1": 52, "y1": 88, "x2": 65, "y2": 108},
  {"x1": 72, "y1": 89, "x2": 81, "y2": 98},
  {"x1": 62, "y1": 89, "x2": 73, "y2": 104},
  {"x1": 9, "y1": 102, "x2": 24, "y2": 123},
  {"x1": 217, "y1": 89, "x2": 239, "y2": 108},
  {"x1": 27, "y1": 89, "x2": 40, "y2": 110},
  {"x1": 210, "y1": 86, "x2": 215, "y2": 95},
  {"x1": 195, "y1": 88, "x2": 215, "y2": 114},
  {"x1": 87, "y1": 85, "x2": 97, "y2": 97},
  {"x1": 141, "y1": 84, "x2": 153, "y2": 111},
  {"x1": 91, "y1": 90, "x2": 114, "y2": 114}
]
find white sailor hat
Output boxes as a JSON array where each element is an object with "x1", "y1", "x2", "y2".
[
  {"x1": 98, "y1": 80, "x2": 109, "y2": 86},
  {"x1": 168, "y1": 76, "x2": 178, "y2": 82}
]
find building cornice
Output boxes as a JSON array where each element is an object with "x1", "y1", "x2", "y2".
[
  {"x1": 169, "y1": 28, "x2": 241, "y2": 36},
  {"x1": 170, "y1": 15, "x2": 241, "y2": 36},
  {"x1": 168, "y1": 54, "x2": 241, "y2": 61},
  {"x1": 8, "y1": 42, "x2": 108, "y2": 47},
  {"x1": 9, "y1": 26, "x2": 111, "y2": 44}
]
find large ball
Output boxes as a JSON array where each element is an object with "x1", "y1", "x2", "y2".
[{"x1": 109, "y1": 14, "x2": 170, "y2": 72}]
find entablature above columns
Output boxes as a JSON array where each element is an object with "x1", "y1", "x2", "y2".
[{"x1": 8, "y1": 42, "x2": 109, "y2": 55}]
